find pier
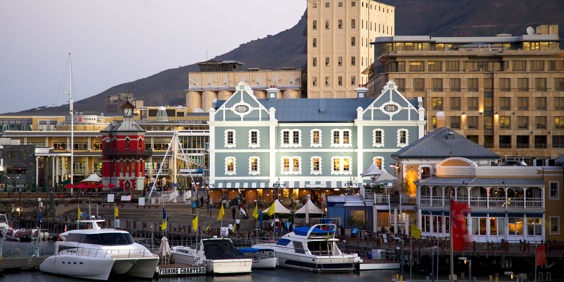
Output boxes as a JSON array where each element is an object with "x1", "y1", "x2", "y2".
[{"x1": 1, "y1": 193, "x2": 563, "y2": 280}]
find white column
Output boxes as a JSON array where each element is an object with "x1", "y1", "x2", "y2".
[
  {"x1": 35, "y1": 157, "x2": 39, "y2": 188},
  {"x1": 52, "y1": 156, "x2": 55, "y2": 187}
]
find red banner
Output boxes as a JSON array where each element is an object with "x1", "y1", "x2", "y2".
[
  {"x1": 535, "y1": 244, "x2": 546, "y2": 266},
  {"x1": 451, "y1": 199, "x2": 470, "y2": 251}
]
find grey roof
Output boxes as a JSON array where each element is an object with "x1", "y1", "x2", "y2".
[
  {"x1": 392, "y1": 127, "x2": 499, "y2": 159},
  {"x1": 101, "y1": 119, "x2": 145, "y2": 133},
  {"x1": 258, "y1": 98, "x2": 374, "y2": 122},
  {"x1": 418, "y1": 177, "x2": 543, "y2": 186}
]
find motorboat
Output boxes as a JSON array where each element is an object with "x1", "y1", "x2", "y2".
[
  {"x1": 39, "y1": 220, "x2": 158, "y2": 281},
  {"x1": 252, "y1": 223, "x2": 357, "y2": 273},
  {"x1": 0, "y1": 214, "x2": 8, "y2": 234},
  {"x1": 4, "y1": 227, "x2": 32, "y2": 242},
  {"x1": 238, "y1": 247, "x2": 277, "y2": 269},
  {"x1": 172, "y1": 236, "x2": 252, "y2": 275},
  {"x1": 170, "y1": 245, "x2": 205, "y2": 266}
]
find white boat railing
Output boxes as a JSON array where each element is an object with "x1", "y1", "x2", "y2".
[{"x1": 58, "y1": 244, "x2": 155, "y2": 259}]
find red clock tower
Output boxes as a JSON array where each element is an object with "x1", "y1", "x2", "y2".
[{"x1": 101, "y1": 99, "x2": 150, "y2": 192}]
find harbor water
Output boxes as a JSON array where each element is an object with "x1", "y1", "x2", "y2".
[
  {"x1": 2, "y1": 269, "x2": 399, "y2": 282},
  {"x1": 1, "y1": 241, "x2": 401, "y2": 282}
]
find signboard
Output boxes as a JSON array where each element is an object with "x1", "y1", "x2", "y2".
[{"x1": 107, "y1": 194, "x2": 115, "y2": 203}]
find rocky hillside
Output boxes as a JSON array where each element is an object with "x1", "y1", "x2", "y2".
[{"x1": 12, "y1": 0, "x2": 564, "y2": 116}]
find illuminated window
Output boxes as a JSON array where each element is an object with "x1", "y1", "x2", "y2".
[
  {"x1": 246, "y1": 157, "x2": 259, "y2": 175},
  {"x1": 331, "y1": 157, "x2": 352, "y2": 175},
  {"x1": 311, "y1": 157, "x2": 322, "y2": 175},
  {"x1": 225, "y1": 157, "x2": 236, "y2": 175}
]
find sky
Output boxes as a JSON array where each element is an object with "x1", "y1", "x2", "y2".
[{"x1": 0, "y1": 0, "x2": 306, "y2": 114}]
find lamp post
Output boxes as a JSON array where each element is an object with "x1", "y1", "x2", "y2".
[
  {"x1": 273, "y1": 177, "x2": 281, "y2": 201},
  {"x1": 459, "y1": 256, "x2": 472, "y2": 281}
]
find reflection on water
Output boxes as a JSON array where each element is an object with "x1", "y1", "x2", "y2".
[
  {"x1": 3, "y1": 268, "x2": 398, "y2": 282},
  {"x1": 1, "y1": 241, "x2": 398, "y2": 282}
]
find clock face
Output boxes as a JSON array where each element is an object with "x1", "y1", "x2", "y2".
[
  {"x1": 124, "y1": 108, "x2": 132, "y2": 116},
  {"x1": 383, "y1": 103, "x2": 399, "y2": 113},
  {"x1": 234, "y1": 104, "x2": 250, "y2": 114}
]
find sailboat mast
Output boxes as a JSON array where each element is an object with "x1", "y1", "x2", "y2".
[{"x1": 68, "y1": 52, "x2": 74, "y2": 193}]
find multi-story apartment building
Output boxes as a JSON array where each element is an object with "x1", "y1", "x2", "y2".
[
  {"x1": 307, "y1": 0, "x2": 394, "y2": 98},
  {"x1": 368, "y1": 24, "x2": 564, "y2": 162},
  {"x1": 207, "y1": 80, "x2": 425, "y2": 206}
]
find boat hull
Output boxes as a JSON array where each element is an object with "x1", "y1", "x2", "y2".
[
  {"x1": 358, "y1": 260, "x2": 400, "y2": 271},
  {"x1": 39, "y1": 255, "x2": 114, "y2": 281},
  {"x1": 276, "y1": 252, "x2": 355, "y2": 273},
  {"x1": 206, "y1": 259, "x2": 252, "y2": 275},
  {"x1": 252, "y1": 257, "x2": 277, "y2": 269},
  {"x1": 113, "y1": 257, "x2": 159, "y2": 278}
]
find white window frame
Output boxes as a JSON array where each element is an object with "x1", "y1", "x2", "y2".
[
  {"x1": 281, "y1": 129, "x2": 301, "y2": 148},
  {"x1": 373, "y1": 129, "x2": 384, "y2": 147},
  {"x1": 281, "y1": 156, "x2": 302, "y2": 175},
  {"x1": 224, "y1": 130, "x2": 236, "y2": 148},
  {"x1": 248, "y1": 156, "x2": 260, "y2": 175},
  {"x1": 373, "y1": 156, "x2": 384, "y2": 170},
  {"x1": 549, "y1": 181, "x2": 559, "y2": 200},
  {"x1": 310, "y1": 156, "x2": 322, "y2": 175},
  {"x1": 225, "y1": 157, "x2": 236, "y2": 175},
  {"x1": 397, "y1": 128, "x2": 409, "y2": 147},
  {"x1": 549, "y1": 216, "x2": 560, "y2": 235},
  {"x1": 331, "y1": 129, "x2": 352, "y2": 147},
  {"x1": 310, "y1": 129, "x2": 322, "y2": 147},
  {"x1": 331, "y1": 156, "x2": 352, "y2": 175},
  {"x1": 249, "y1": 130, "x2": 260, "y2": 148}
]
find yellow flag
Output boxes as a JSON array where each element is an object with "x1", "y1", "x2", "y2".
[
  {"x1": 252, "y1": 203, "x2": 259, "y2": 219},
  {"x1": 114, "y1": 206, "x2": 119, "y2": 218},
  {"x1": 411, "y1": 224, "x2": 421, "y2": 239},
  {"x1": 160, "y1": 218, "x2": 167, "y2": 230},
  {"x1": 77, "y1": 206, "x2": 82, "y2": 220},
  {"x1": 192, "y1": 215, "x2": 198, "y2": 231},
  {"x1": 217, "y1": 204, "x2": 225, "y2": 221},
  {"x1": 205, "y1": 224, "x2": 211, "y2": 231},
  {"x1": 267, "y1": 202, "x2": 276, "y2": 216}
]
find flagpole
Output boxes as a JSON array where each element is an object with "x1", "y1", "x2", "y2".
[
  {"x1": 409, "y1": 235, "x2": 413, "y2": 281},
  {"x1": 450, "y1": 200, "x2": 454, "y2": 281},
  {"x1": 534, "y1": 242, "x2": 537, "y2": 282}
]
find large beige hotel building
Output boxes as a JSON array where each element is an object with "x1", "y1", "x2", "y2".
[
  {"x1": 185, "y1": 0, "x2": 395, "y2": 109},
  {"x1": 368, "y1": 25, "x2": 564, "y2": 163}
]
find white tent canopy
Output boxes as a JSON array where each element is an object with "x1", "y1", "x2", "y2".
[
  {"x1": 262, "y1": 199, "x2": 292, "y2": 214},
  {"x1": 81, "y1": 174, "x2": 102, "y2": 182},
  {"x1": 294, "y1": 198, "x2": 324, "y2": 214}
]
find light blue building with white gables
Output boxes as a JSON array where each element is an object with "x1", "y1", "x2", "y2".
[{"x1": 208, "y1": 80, "x2": 425, "y2": 206}]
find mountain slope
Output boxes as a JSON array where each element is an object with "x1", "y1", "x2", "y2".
[{"x1": 12, "y1": 0, "x2": 564, "y2": 116}]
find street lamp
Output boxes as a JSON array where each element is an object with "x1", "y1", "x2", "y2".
[
  {"x1": 459, "y1": 256, "x2": 472, "y2": 281},
  {"x1": 273, "y1": 178, "x2": 281, "y2": 200}
]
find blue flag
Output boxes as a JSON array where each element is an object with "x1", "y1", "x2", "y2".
[
  {"x1": 162, "y1": 208, "x2": 167, "y2": 219},
  {"x1": 38, "y1": 211, "x2": 43, "y2": 224},
  {"x1": 258, "y1": 211, "x2": 263, "y2": 231}
]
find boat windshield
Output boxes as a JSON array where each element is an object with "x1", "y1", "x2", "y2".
[{"x1": 66, "y1": 232, "x2": 134, "y2": 245}]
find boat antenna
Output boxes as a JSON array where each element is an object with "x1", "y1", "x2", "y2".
[{"x1": 68, "y1": 52, "x2": 74, "y2": 195}]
